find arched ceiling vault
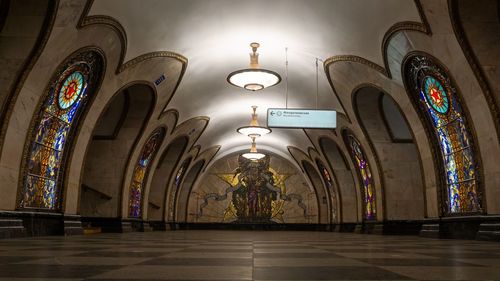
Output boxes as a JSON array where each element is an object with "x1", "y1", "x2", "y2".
[{"x1": 88, "y1": 0, "x2": 423, "y2": 160}]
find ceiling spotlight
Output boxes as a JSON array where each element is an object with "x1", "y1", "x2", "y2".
[
  {"x1": 242, "y1": 136, "x2": 266, "y2": 160},
  {"x1": 237, "y1": 106, "x2": 271, "y2": 137},
  {"x1": 227, "y1": 42, "x2": 281, "y2": 91}
]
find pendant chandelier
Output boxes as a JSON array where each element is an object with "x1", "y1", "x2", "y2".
[
  {"x1": 237, "y1": 106, "x2": 271, "y2": 137},
  {"x1": 227, "y1": 42, "x2": 281, "y2": 91},
  {"x1": 241, "y1": 136, "x2": 266, "y2": 160}
]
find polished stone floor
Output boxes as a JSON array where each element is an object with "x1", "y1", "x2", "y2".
[{"x1": 0, "y1": 230, "x2": 500, "y2": 280}]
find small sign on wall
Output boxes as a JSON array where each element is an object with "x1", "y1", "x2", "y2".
[{"x1": 154, "y1": 74, "x2": 166, "y2": 86}]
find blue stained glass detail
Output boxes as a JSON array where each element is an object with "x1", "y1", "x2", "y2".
[
  {"x1": 175, "y1": 159, "x2": 190, "y2": 188},
  {"x1": 21, "y1": 51, "x2": 102, "y2": 210},
  {"x1": 423, "y1": 76, "x2": 449, "y2": 114},
  {"x1": 58, "y1": 71, "x2": 84, "y2": 109},
  {"x1": 128, "y1": 128, "x2": 166, "y2": 218},
  {"x1": 316, "y1": 160, "x2": 334, "y2": 190},
  {"x1": 405, "y1": 55, "x2": 482, "y2": 214},
  {"x1": 344, "y1": 133, "x2": 376, "y2": 220}
]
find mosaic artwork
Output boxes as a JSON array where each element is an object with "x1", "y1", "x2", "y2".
[
  {"x1": 344, "y1": 133, "x2": 376, "y2": 220},
  {"x1": 405, "y1": 55, "x2": 482, "y2": 214},
  {"x1": 194, "y1": 155, "x2": 315, "y2": 224},
  {"x1": 128, "y1": 127, "x2": 166, "y2": 218},
  {"x1": 21, "y1": 51, "x2": 102, "y2": 210}
]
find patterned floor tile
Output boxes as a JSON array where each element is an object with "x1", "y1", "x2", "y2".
[{"x1": 0, "y1": 231, "x2": 499, "y2": 280}]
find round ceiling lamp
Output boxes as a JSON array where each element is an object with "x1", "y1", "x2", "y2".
[
  {"x1": 237, "y1": 106, "x2": 271, "y2": 137},
  {"x1": 227, "y1": 42, "x2": 281, "y2": 91},
  {"x1": 241, "y1": 136, "x2": 266, "y2": 160}
]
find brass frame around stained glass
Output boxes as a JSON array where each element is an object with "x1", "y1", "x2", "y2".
[
  {"x1": 18, "y1": 49, "x2": 104, "y2": 211},
  {"x1": 403, "y1": 52, "x2": 484, "y2": 216},
  {"x1": 166, "y1": 157, "x2": 191, "y2": 221},
  {"x1": 128, "y1": 127, "x2": 166, "y2": 218},
  {"x1": 342, "y1": 130, "x2": 377, "y2": 221}
]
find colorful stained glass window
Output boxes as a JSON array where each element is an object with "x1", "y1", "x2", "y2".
[
  {"x1": 344, "y1": 133, "x2": 376, "y2": 220},
  {"x1": 175, "y1": 158, "x2": 190, "y2": 188},
  {"x1": 167, "y1": 157, "x2": 191, "y2": 221},
  {"x1": 128, "y1": 127, "x2": 166, "y2": 218},
  {"x1": 20, "y1": 51, "x2": 102, "y2": 210},
  {"x1": 404, "y1": 55, "x2": 482, "y2": 214},
  {"x1": 316, "y1": 159, "x2": 334, "y2": 190}
]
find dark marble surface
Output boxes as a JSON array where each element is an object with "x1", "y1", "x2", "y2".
[{"x1": 0, "y1": 230, "x2": 499, "y2": 280}]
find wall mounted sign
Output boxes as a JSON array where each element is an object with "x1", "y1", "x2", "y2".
[
  {"x1": 267, "y1": 108, "x2": 336, "y2": 129},
  {"x1": 154, "y1": 74, "x2": 166, "y2": 86}
]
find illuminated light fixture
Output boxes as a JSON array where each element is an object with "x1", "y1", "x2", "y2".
[
  {"x1": 237, "y1": 106, "x2": 271, "y2": 137},
  {"x1": 242, "y1": 136, "x2": 266, "y2": 160},
  {"x1": 227, "y1": 42, "x2": 281, "y2": 91}
]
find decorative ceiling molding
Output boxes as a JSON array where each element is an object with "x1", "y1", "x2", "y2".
[
  {"x1": 158, "y1": 109, "x2": 179, "y2": 131},
  {"x1": 78, "y1": 0, "x2": 188, "y2": 74},
  {"x1": 171, "y1": 116, "x2": 210, "y2": 137},
  {"x1": 78, "y1": 0, "x2": 188, "y2": 119},
  {"x1": 196, "y1": 145, "x2": 222, "y2": 173}
]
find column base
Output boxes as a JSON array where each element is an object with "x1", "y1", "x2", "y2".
[
  {"x1": 0, "y1": 212, "x2": 26, "y2": 239},
  {"x1": 64, "y1": 215, "x2": 83, "y2": 236},
  {"x1": 420, "y1": 223, "x2": 440, "y2": 238},
  {"x1": 476, "y1": 223, "x2": 500, "y2": 241}
]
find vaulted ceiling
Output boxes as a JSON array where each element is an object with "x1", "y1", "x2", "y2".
[{"x1": 89, "y1": 0, "x2": 423, "y2": 161}]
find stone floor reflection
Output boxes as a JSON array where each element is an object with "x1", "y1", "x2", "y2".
[{"x1": 0, "y1": 230, "x2": 500, "y2": 280}]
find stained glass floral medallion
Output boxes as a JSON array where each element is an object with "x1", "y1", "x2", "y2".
[
  {"x1": 423, "y1": 76, "x2": 449, "y2": 114},
  {"x1": 58, "y1": 71, "x2": 84, "y2": 109}
]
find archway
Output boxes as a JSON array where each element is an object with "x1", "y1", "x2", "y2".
[
  {"x1": 319, "y1": 137, "x2": 359, "y2": 225},
  {"x1": 147, "y1": 136, "x2": 189, "y2": 224},
  {"x1": 166, "y1": 156, "x2": 192, "y2": 222},
  {"x1": 80, "y1": 84, "x2": 155, "y2": 220},
  {"x1": 175, "y1": 159, "x2": 205, "y2": 223},
  {"x1": 354, "y1": 86, "x2": 425, "y2": 225},
  {"x1": 301, "y1": 161, "x2": 328, "y2": 224}
]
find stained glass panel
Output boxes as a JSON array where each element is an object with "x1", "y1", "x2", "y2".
[
  {"x1": 344, "y1": 133, "x2": 376, "y2": 220},
  {"x1": 20, "y1": 51, "x2": 102, "y2": 210},
  {"x1": 404, "y1": 55, "x2": 482, "y2": 214},
  {"x1": 316, "y1": 160, "x2": 333, "y2": 190},
  {"x1": 128, "y1": 127, "x2": 166, "y2": 218},
  {"x1": 166, "y1": 157, "x2": 191, "y2": 221},
  {"x1": 175, "y1": 158, "x2": 190, "y2": 188},
  {"x1": 58, "y1": 71, "x2": 84, "y2": 109}
]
